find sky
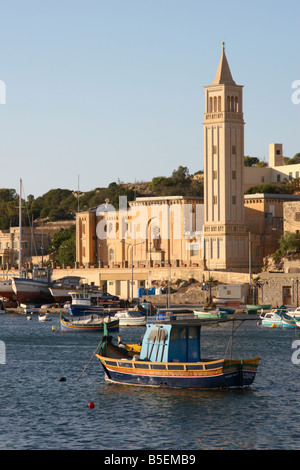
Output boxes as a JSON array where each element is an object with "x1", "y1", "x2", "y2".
[{"x1": 0, "y1": 0, "x2": 299, "y2": 199}]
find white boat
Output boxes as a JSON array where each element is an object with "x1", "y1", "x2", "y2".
[
  {"x1": 20, "y1": 303, "x2": 41, "y2": 314},
  {"x1": 12, "y1": 267, "x2": 54, "y2": 304},
  {"x1": 260, "y1": 309, "x2": 284, "y2": 327},
  {"x1": 38, "y1": 312, "x2": 51, "y2": 322},
  {"x1": 114, "y1": 310, "x2": 146, "y2": 326}
]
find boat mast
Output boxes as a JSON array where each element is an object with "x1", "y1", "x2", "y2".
[{"x1": 19, "y1": 178, "x2": 22, "y2": 276}]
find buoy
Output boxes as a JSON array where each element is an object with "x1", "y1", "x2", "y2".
[
  {"x1": 52, "y1": 325, "x2": 56, "y2": 331},
  {"x1": 27, "y1": 316, "x2": 31, "y2": 321},
  {"x1": 58, "y1": 377, "x2": 66, "y2": 382},
  {"x1": 88, "y1": 402, "x2": 95, "y2": 409},
  {"x1": 271, "y1": 323, "x2": 277, "y2": 328}
]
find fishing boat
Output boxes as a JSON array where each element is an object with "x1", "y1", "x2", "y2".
[
  {"x1": 281, "y1": 312, "x2": 296, "y2": 328},
  {"x1": 60, "y1": 313, "x2": 119, "y2": 332},
  {"x1": 135, "y1": 302, "x2": 157, "y2": 315},
  {"x1": 194, "y1": 308, "x2": 227, "y2": 319},
  {"x1": 12, "y1": 267, "x2": 54, "y2": 305},
  {"x1": 0, "y1": 278, "x2": 16, "y2": 303},
  {"x1": 114, "y1": 310, "x2": 146, "y2": 326},
  {"x1": 38, "y1": 312, "x2": 51, "y2": 322},
  {"x1": 96, "y1": 316, "x2": 261, "y2": 390},
  {"x1": 260, "y1": 309, "x2": 284, "y2": 327},
  {"x1": 48, "y1": 276, "x2": 83, "y2": 304},
  {"x1": 246, "y1": 304, "x2": 271, "y2": 313},
  {"x1": 66, "y1": 289, "x2": 113, "y2": 315}
]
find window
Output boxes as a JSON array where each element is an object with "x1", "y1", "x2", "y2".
[
  {"x1": 109, "y1": 249, "x2": 114, "y2": 261},
  {"x1": 213, "y1": 145, "x2": 217, "y2": 154},
  {"x1": 295, "y1": 212, "x2": 300, "y2": 222},
  {"x1": 277, "y1": 174, "x2": 281, "y2": 182},
  {"x1": 232, "y1": 170, "x2": 236, "y2": 180},
  {"x1": 213, "y1": 196, "x2": 218, "y2": 204},
  {"x1": 289, "y1": 172, "x2": 293, "y2": 180},
  {"x1": 232, "y1": 196, "x2": 236, "y2": 205},
  {"x1": 232, "y1": 145, "x2": 236, "y2": 154},
  {"x1": 213, "y1": 171, "x2": 217, "y2": 179}
]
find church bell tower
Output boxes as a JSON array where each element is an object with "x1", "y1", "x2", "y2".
[{"x1": 203, "y1": 43, "x2": 248, "y2": 270}]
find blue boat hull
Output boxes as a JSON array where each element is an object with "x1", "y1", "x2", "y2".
[
  {"x1": 67, "y1": 305, "x2": 104, "y2": 316},
  {"x1": 98, "y1": 358, "x2": 259, "y2": 390}
]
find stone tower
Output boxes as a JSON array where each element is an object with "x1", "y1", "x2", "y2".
[{"x1": 203, "y1": 43, "x2": 248, "y2": 270}]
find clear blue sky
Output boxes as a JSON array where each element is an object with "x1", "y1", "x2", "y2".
[{"x1": 0, "y1": 0, "x2": 299, "y2": 198}]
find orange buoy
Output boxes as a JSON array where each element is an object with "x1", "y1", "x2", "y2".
[{"x1": 88, "y1": 402, "x2": 95, "y2": 408}]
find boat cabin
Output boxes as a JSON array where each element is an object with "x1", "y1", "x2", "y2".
[
  {"x1": 69, "y1": 290, "x2": 102, "y2": 306},
  {"x1": 139, "y1": 321, "x2": 202, "y2": 363}
]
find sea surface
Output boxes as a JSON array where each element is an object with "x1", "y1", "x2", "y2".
[{"x1": 0, "y1": 312, "x2": 300, "y2": 451}]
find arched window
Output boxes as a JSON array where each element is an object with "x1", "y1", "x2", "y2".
[
  {"x1": 231, "y1": 96, "x2": 235, "y2": 112},
  {"x1": 214, "y1": 96, "x2": 217, "y2": 112},
  {"x1": 209, "y1": 97, "x2": 213, "y2": 113},
  {"x1": 227, "y1": 96, "x2": 230, "y2": 111},
  {"x1": 218, "y1": 96, "x2": 221, "y2": 111},
  {"x1": 235, "y1": 97, "x2": 238, "y2": 112}
]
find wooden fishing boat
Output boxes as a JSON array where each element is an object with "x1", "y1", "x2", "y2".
[
  {"x1": 281, "y1": 312, "x2": 296, "y2": 328},
  {"x1": 194, "y1": 308, "x2": 227, "y2": 319},
  {"x1": 246, "y1": 304, "x2": 271, "y2": 313},
  {"x1": 60, "y1": 314, "x2": 119, "y2": 332},
  {"x1": 96, "y1": 317, "x2": 260, "y2": 390},
  {"x1": 260, "y1": 309, "x2": 284, "y2": 327}
]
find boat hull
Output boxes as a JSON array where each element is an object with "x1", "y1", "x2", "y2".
[
  {"x1": 97, "y1": 356, "x2": 260, "y2": 390},
  {"x1": 194, "y1": 309, "x2": 227, "y2": 319},
  {"x1": 66, "y1": 305, "x2": 104, "y2": 316},
  {"x1": 60, "y1": 316, "x2": 119, "y2": 332},
  {"x1": 12, "y1": 278, "x2": 53, "y2": 304}
]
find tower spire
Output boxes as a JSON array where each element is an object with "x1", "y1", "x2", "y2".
[{"x1": 212, "y1": 42, "x2": 235, "y2": 85}]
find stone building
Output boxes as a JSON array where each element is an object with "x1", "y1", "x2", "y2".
[
  {"x1": 0, "y1": 220, "x2": 75, "y2": 270},
  {"x1": 244, "y1": 143, "x2": 300, "y2": 192},
  {"x1": 74, "y1": 44, "x2": 300, "y2": 299}
]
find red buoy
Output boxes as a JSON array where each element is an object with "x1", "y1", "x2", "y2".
[{"x1": 88, "y1": 402, "x2": 95, "y2": 409}]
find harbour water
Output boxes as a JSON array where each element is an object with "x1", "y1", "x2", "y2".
[{"x1": 0, "y1": 312, "x2": 300, "y2": 451}]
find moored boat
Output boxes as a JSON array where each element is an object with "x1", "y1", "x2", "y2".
[
  {"x1": 66, "y1": 290, "x2": 106, "y2": 316},
  {"x1": 114, "y1": 310, "x2": 146, "y2": 326},
  {"x1": 60, "y1": 313, "x2": 119, "y2": 332},
  {"x1": 96, "y1": 317, "x2": 260, "y2": 390},
  {"x1": 194, "y1": 308, "x2": 227, "y2": 319},
  {"x1": 246, "y1": 304, "x2": 271, "y2": 313},
  {"x1": 260, "y1": 309, "x2": 284, "y2": 327},
  {"x1": 281, "y1": 312, "x2": 296, "y2": 328},
  {"x1": 38, "y1": 312, "x2": 51, "y2": 322}
]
